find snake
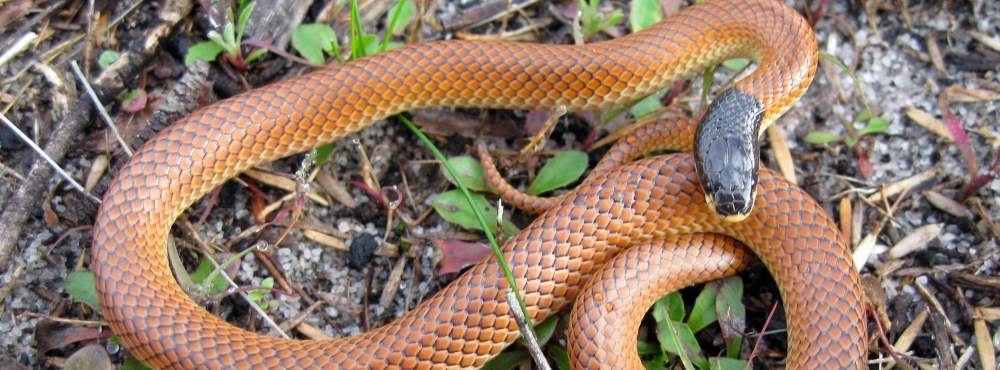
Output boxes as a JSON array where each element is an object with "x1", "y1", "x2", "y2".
[{"x1": 91, "y1": 0, "x2": 866, "y2": 368}]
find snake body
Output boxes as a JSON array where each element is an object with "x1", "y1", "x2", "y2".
[{"x1": 92, "y1": 0, "x2": 864, "y2": 368}]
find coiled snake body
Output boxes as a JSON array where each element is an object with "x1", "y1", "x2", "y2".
[{"x1": 92, "y1": 0, "x2": 867, "y2": 368}]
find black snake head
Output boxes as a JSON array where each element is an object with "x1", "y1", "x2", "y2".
[{"x1": 694, "y1": 88, "x2": 764, "y2": 222}]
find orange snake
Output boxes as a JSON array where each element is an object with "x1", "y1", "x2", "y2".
[{"x1": 91, "y1": 0, "x2": 867, "y2": 368}]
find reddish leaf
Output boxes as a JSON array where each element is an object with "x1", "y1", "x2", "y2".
[
  {"x1": 854, "y1": 145, "x2": 875, "y2": 179},
  {"x1": 435, "y1": 239, "x2": 491, "y2": 275},
  {"x1": 34, "y1": 319, "x2": 111, "y2": 353},
  {"x1": 939, "y1": 94, "x2": 979, "y2": 177},
  {"x1": 121, "y1": 89, "x2": 148, "y2": 113}
]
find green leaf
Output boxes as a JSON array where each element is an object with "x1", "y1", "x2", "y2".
[
  {"x1": 637, "y1": 340, "x2": 660, "y2": 355},
  {"x1": 854, "y1": 107, "x2": 873, "y2": 122},
  {"x1": 359, "y1": 33, "x2": 380, "y2": 57},
  {"x1": 65, "y1": 271, "x2": 101, "y2": 312},
  {"x1": 528, "y1": 316, "x2": 559, "y2": 346},
  {"x1": 387, "y1": 0, "x2": 416, "y2": 34},
  {"x1": 709, "y1": 357, "x2": 748, "y2": 370},
  {"x1": 629, "y1": 0, "x2": 662, "y2": 32},
  {"x1": 312, "y1": 142, "x2": 336, "y2": 166},
  {"x1": 657, "y1": 320, "x2": 707, "y2": 369},
  {"x1": 860, "y1": 116, "x2": 889, "y2": 135},
  {"x1": 549, "y1": 345, "x2": 572, "y2": 370},
  {"x1": 246, "y1": 277, "x2": 273, "y2": 302},
  {"x1": 431, "y1": 189, "x2": 519, "y2": 237},
  {"x1": 687, "y1": 282, "x2": 720, "y2": 333},
  {"x1": 98, "y1": 50, "x2": 120, "y2": 69},
  {"x1": 480, "y1": 350, "x2": 529, "y2": 370},
  {"x1": 236, "y1": 0, "x2": 256, "y2": 42},
  {"x1": 722, "y1": 58, "x2": 750, "y2": 71},
  {"x1": 441, "y1": 156, "x2": 490, "y2": 192},
  {"x1": 604, "y1": 10, "x2": 625, "y2": 30},
  {"x1": 122, "y1": 357, "x2": 153, "y2": 370},
  {"x1": 223, "y1": 21, "x2": 237, "y2": 51},
  {"x1": 527, "y1": 150, "x2": 588, "y2": 195},
  {"x1": 189, "y1": 258, "x2": 229, "y2": 295},
  {"x1": 244, "y1": 47, "x2": 268, "y2": 64},
  {"x1": 630, "y1": 92, "x2": 663, "y2": 118},
  {"x1": 292, "y1": 23, "x2": 338, "y2": 65},
  {"x1": 652, "y1": 291, "x2": 685, "y2": 323},
  {"x1": 804, "y1": 131, "x2": 840, "y2": 144},
  {"x1": 716, "y1": 276, "x2": 746, "y2": 358},
  {"x1": 185, "y1": 41, "x2": 225, "y2": 65}
]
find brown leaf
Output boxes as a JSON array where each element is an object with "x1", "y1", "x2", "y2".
[
  {"x1": 34, "y1": 320, "x2": 109, "y2": 353},
  {"x1": 944, "y1": 85, "x2": 1000, "y2": 103},
  {"x1": 436, "y1": 239, "x2": 491, "y2": 275},
  {"x1": 904, "y1": 107, "x2": 953, "y2": 141},
  {"x1": 63, "y1": 344, "x2": 112, "y2": 370},
  {"x1": 888, "y1": 223, "x2": 943, "y2": 259}
]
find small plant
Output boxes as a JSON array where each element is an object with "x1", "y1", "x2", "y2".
[
  {"x1": 806, "y1": 108, "x2": 889, "y2": 146},
  {"x1": 185, "y1": 0, "x2": 267, "y2": 71},
  {"x1": 578, "y1": 0, "x2": 624, "y2": 40}
]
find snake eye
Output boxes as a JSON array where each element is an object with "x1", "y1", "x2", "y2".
[{"x1": 694, "y1": 88, "x2": 764, "y2": 222}]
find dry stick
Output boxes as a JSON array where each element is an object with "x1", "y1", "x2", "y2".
[
  {"x1": 70, "y1": 61, "x2": 133, "y2": 157},
  {"x1": 506, "y1": 290, "x2": 551, "y2": 370},
  {"x1": 0, "y1": 113, "x2": 101, "y2": 204}
]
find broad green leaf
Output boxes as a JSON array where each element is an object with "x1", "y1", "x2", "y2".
[
  {"x1": 387, "y1": 0, "x2": 416, "y2": 33},
  {"x1": 861, "y1": 116, "x2": 889, "y2": 134},
  {"x1": 185, "y1": 41, "x2": 224, "y2": 65},
  {"x1": 527, "y1": 150, "x2": 588, "y2": 195},
  {"x1": 292, "y1": 23, "x2": 337, "y2": 64},
  {"x1": 441, "y1": 156, "x2": 490, "y2": 193},
  {"x1": 688, "y1": 282, "x2": 720, "y2": 333},
  {"x1": 65, "y1": 271, "x2": 101, "y2": 312},
  {"x1": 480, "y1": 350, "x2": 528, "y2": 370},
  {"x1": 236, "y1": 0, "x2": 256, "y2": 41},
  {"x1": 657, "y1": 319, "x2": 707, "y2": 369},
  {"x1": 722, "y1": 58, "x2": 750, "y2": 70},
  {"x1": 805, "y1": 131, "x2": 840, "y2": 144},
  {"x1": 246, "y1": 277, "x2": 274, "y2": 302},
  {"x1": 549, "y1": 345, "x2": 572, "y2": 370},
  {"x1": 652, "y1": 291, "x2": 685, "y2": 323},
  {"x1": 431, "y1": 189, "x2": 518, "y2": 237},
  {"x1": 709, "y1": 357, "x2": 748, "y2": 370},
  {"x1": 630, "y1": 92, "x2": 664, "y2": 119},
  {"x1": 98, "y1": 50, "x2": 120, "y2": 69},
  {"x1": 122, "y1": 357, "x2": 153, "y2": 370},
  {"x1": 312, "y1": 143, "x2": 336, "y2": 166},
  {"x1": 637, "y1": 340, "x2": 660, "y2": 355},
  {"x1": 716, "y1": 276, "x2": 746, "y2": 358},
  {"x1": 189, "y1": 258, "x2": 230, "y2": 295},
  {"x1": 629, "y1": 0, "x2": 662, "y2": 32},
  {"x1": 359, "y1": 33, "x2": 380, "y2": 57}
]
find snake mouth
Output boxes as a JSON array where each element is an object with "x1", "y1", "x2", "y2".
[{"x1": 695, "y1": 88, "x2": 764, "y2": 222}]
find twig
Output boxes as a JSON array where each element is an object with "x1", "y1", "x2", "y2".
[
  {"x1": 0, "y1": 113, "x2": 101, "y2": 204},
  {"x1": 70, "y1": 61, "x2": 133, "y2": 157},
  {"x1": 0, "y1": 32, "x2": 38, "y2": 68},
  {"x1": 0, "y1": 160, "x2": 25, "y2": 182},
  {"x1": 506, "y1": 290, "x2": 551, "y2": 370}
]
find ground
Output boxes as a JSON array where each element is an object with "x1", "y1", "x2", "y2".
[{"x1": 0, "y1": 0, "x2": 997, "y2": 369}]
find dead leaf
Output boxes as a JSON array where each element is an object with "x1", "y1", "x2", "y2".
[
  {"x1": 904, "y1": 107, "x2": 953, "y2": 142},
  {"x1": 944, "y1": 85, "x2": 1000, "y2": 103},
  {"x1": 923, "y1": 191, "x2": 972, "y2": 218},
  {"x1": 865, "y1": 167, "x2": 939, "y2": 204},
  {"x1": 63, "y1": 344, "x2": 112, "y2": 370},
  {"x1": 889, "y1": 223, "x2": 944, "y2": 259},
  {"x1": 436, "y1": 239, "x2": 491, "y2": 275},
  {"x1": 303, "y1": 229, "x2": 347, "y2": 251},
  {"x1": 767, "y1": 124, "x2": 796, "y2": 185},
  {"x1": 34, "y1": 320, "x2": 109, "y2": 353},
  {"x1": 969, "y1": 31, "x2": 1000, "y2": 53}
]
